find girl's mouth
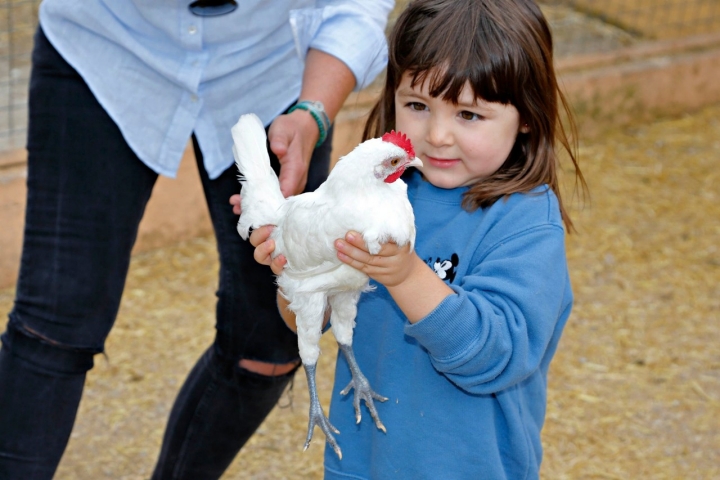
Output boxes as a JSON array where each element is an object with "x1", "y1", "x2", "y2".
[{"x1": 425, "y1": 156, "x2": 460, "y2": 168}]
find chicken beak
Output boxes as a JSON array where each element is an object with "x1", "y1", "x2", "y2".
[{"x1": 407, "y1": 157, "x2": 423, "y2": 169}]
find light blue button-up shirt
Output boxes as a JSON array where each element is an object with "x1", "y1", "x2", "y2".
[{"x1": 39, "y1": 0, "x2": 393, "y2": 179}]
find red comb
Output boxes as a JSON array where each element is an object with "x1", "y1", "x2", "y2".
[{"x1": 381, "y1": 130, "x2": 415, "y2": 158}]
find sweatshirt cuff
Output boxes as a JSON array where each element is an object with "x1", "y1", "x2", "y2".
[{"x1": 404, "y1": 286, "x2": 480, "y2": 361}]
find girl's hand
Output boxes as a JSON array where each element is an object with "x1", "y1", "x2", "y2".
[
  {"x1": 229, "y1": 194, "x2": 242, "y2": 215},
  {"x1": 335, "y1": 231, "x2": 421, "y2": 288},
  {"x1": 249, "y1": 225, "x2": 287, "y2": 275}
]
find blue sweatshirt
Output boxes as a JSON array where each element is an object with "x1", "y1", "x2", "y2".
[{"x1": 324, "y1": 170, "x2": 573, "y2": 479}]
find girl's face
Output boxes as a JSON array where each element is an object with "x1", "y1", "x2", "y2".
[{"x1": 394, "y1": 71, "x2": 527, "y2": 189}]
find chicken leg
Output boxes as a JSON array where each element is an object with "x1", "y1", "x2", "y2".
[
  {"x1": 303, "y1": 362, "x2": 342, "y2": 458},
  {"x1": 338, "y1": 343, "x2": 388, "y2": 432}
]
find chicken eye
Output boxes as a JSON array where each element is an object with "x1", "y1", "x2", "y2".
[{"x1": 390, "y1": 158, "x2": 400, "y2": 166}]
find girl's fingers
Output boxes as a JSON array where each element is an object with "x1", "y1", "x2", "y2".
[
  {"x1": 343, "y1": 231, "x2": 401, "y2": 258},
  {"x1": 335, "y1": 239, "x2": 383, "y2": 271},
  {"x1": 341, "y1": 231, "x2": 377, "y2": 260},
  {"x1": 344, "y1": 231, "x2": 367, "y2": 249},
  {"x1": 335, "y1": 247, "x2": 366, "y2": 271},
  {"x1": 335, "y1": 238, "x2": 366, "y2": 262}
]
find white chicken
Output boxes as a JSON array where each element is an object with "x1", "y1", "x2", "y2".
[{"x1": 231, "y1": 113, "x2": 421, "y2": 459}]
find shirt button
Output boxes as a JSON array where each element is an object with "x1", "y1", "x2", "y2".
[
  {"x1": 188, "y1": 25, "x2": 197, "y2": 34},
  {"x1": 191, "y1": 94, "x2": 198, "y2": 102}
]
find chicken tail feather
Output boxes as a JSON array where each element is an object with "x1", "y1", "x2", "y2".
[{"x1": 231, "y1": 113, "x2": 286, "y2": 239}]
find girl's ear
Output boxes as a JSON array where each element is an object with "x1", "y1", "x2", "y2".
[{"x1": 519, "y1": 122, "x2": 530, "y2": 134}]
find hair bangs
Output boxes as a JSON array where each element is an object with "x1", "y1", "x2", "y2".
[{"x1": 396, "y1": 1, "x2": 521, "y2": 107}]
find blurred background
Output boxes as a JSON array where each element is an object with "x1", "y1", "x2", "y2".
[{"x1": 0, "y1": 1, "x2": 718, "y2": 478}]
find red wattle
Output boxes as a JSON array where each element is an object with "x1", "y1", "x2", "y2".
[{"x1": 384, "y1": 167, "x2": 405, "y2": 183}]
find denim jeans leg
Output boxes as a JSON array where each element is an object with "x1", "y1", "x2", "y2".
[
  {"x1": 0, "y1": 328, "x2": 92, "y2": 479},
  {"x1": 0, "y1": 27, "x2": 158, "y2": 479},
  {"x1": 151, "y1": 346, "x2": 297, "y2": 480}
]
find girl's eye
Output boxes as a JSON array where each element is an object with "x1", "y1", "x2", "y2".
[
  {"x1": 407, "y1": 102, "x2": 427, "y2": 112},
  {"x1": 459, "y1": 111, "x2": 480, "y2": 121}
]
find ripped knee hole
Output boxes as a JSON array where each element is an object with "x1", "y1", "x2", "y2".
[{"x1": 239, "y1": 358, "x2": 300, "y2": 376}]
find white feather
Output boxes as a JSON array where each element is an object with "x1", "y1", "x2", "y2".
[{"x1": 231, "y1": 113, "x2": 286, "y2": 239}]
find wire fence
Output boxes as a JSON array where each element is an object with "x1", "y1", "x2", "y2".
[
  {"x1": 0, "y1": 0, "x2": 39, "y2": 153},
  {"x1": 1, "y1": 0, "x2": 719, "y2": 153}
]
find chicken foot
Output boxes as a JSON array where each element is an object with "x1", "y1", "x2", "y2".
[
  {"x1": 339, "y1": 343, "x2": 388, "y2": 433},
  {"x1": 303, "y1": 362, "x2": 342, "y2": 459}
]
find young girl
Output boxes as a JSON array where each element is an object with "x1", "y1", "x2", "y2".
[{"x1": 250, "y1": 0, "x2": 585, "y2": 477}]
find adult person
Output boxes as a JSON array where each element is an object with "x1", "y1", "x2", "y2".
[{"x1": 0, "y1": 1, "x2": 394, "y2": 479}]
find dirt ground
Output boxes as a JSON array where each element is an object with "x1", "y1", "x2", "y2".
[{"x1": 0, "y1": 100, "x2": 718, "y2": 479}]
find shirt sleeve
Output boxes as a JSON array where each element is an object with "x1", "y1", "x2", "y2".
[
  {"x1": 289, "y1": 0, "x2": 394, "y2": 90},
  {"x1": 404, "y1": 224, "x2": 572, "y2": 395}
]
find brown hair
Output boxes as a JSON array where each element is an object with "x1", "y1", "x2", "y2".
[{"x1": 364, "y1": 0, "x2": 586, "y2": 230}]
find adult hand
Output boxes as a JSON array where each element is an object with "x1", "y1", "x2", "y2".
[
  {"x1": 268, "y1": 110, "x2": 319, "y2": 198},
  {"x1": 266, "y1": 48, "x2": 356, "y2": 197},
  {"x1": 249, "y1": 225, "x2": 287, "y2": 275},
  {"x1": 229, "y1": 194, "x2": 242, "y2": 215},
  {"x1": 229, "y1": 108, "x2": 316, "y2": 213}
]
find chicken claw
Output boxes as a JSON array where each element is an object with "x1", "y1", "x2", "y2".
[
  {"x1": 303, "y1": 363, "x2": 342, "y2": 459},
  {"x1": 339, "y1": 344, "x2": 389, "y2": 433}
]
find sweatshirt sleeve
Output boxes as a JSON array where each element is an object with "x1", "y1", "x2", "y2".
[
  {"x1": 404, "y1": 223, "x2": 572, "y2": 395},
  {"x1": 289, "y1": 1, "x2": 394, "y2": 90}
]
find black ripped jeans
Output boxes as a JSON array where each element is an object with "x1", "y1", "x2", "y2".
[{"x1": 0, "y1": 28, "x2": 331, "y2": 480}]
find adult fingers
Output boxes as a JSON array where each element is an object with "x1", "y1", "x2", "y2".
[
  {"x1": 229, "y1": 193, "x2": 242, "y2": 215},
  {"x1": 253, "y1": 238, "x2": 275, "y2": 266},
  {"x1": 249, "y1": 225, "x2": 275, "y2": 247}
]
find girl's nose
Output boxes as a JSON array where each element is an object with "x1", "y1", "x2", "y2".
[{"x1": 426, "y1": 115, "x2": 452, "y2": 147}]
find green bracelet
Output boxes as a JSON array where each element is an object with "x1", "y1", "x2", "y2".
[{"x1": 288, "y1": 100, "x2": 330, "y2": 148}]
